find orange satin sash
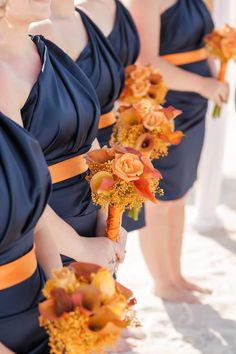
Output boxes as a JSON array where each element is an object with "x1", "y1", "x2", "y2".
[
  {"x1": 0, "y1": 246, "x2": 37, "y2": 290},
  {"x1": 98, "y1": 111, "x2": 116, "y2": 129},
  {"x1": 48, "y1": 155, "x2": 88, "y2": 184},
  {"x1": 161, "y1": 48, "x2": 207, "y2": 66}
]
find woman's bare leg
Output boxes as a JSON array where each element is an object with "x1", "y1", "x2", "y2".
[{"x1": 139, "y1": 200, "x2": 199, "y2": 303}]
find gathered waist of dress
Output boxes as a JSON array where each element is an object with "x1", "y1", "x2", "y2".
[
  {"x1": 161, "y1": 48, "x2": 207, "y2": 66},
  {"x1": 98, "y1": 111, "x2": 116, "y2": 130},
  {"x1": 0, "y1": 245, "x2": 37, "y2": 290},
  {"x1": 48, "y1": 154, "x2": 88, "y2": 184}
]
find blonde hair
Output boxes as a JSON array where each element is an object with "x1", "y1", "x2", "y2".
[{"x1": 0, "y1": 0, "x2": 8, "y2": 19}]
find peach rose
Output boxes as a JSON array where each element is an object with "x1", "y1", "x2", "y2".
[
  {"x1": 205, "y1": 25, "x2": 236, "y2": 60},
  {"x1": 148, "y1": 85, "x2": 168, "y2": 104},
  {"x1": 134, "y1": 99, "x2": 153, "y2": 117},
  {"x1": 130, "y1": 79, "x2": 150, "y2": 98},
  {"x1": 52, "y1": 268, "x2": 78, "y2": 290},
  {"x1": 112, "y1": 153, "x2": 144, "y2": 181},
  {"x1": 142, "y1": 108, "x2": 166, "y2": 131},
  {"x1": 149, "y1": 72, "x2": 163, "y2": 85},
  {"x1": 129, "y1": 65, "x2": 152, "y2": 81},
  {"x1": 221, "y1": 36, "x2": 236, "y2": 59}
]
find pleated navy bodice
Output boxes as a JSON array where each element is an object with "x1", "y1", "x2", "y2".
[
  {"x1": 0, "y1": 112, "x2": 51, "y2": 265},
  {"x1": 21, "y1": 35, "x2": 101, "y2": 241},
  {"x1": 0, "y1": 112, "x2": 51, "y2": 353},
  {"x1": 75, "y1": 8, "x2": 124, "y2": 115},
  {"x1": 108, "y1": 0, "x2": 140, "y2": 66},
  {"x1": 22, "y1": 35, "x2": 100, "y2": 164}
]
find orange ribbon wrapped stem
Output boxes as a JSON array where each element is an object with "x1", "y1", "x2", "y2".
[
  {"x1": 106, "y1": 206, "x2": 123, "y2": 241},
  {"x1": 213, "y1": 60, "x2": 227, "y2": 118}
]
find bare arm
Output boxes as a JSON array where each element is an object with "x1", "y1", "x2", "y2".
[
  {"x1": 0, "y1": 343, "x2": 15, "y2": 354},
  {"x1": 39, "y1": 205, "x2": 126, "y2": 271},
  {"x1": 127, "y1": 0, "x2": 229, "y2": 104},
  {"x1": 34, "y1": 211, "x2": 63, "y2": 279}
]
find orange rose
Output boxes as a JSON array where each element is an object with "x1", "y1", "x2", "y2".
[
  {"x1": 148, "y1": 85, "x2": 168, "y2": 104},
  {"x1": 112, "y1": 153, "x2": 144, "y2": 182},
  {"x1": 205, "y1": 25, "x2": 236, "y2": 61},
  {"x1": 149, "y1": 72, "x2": 163, "y2": 85},
  {"x1": 134, "y1": 100, "x2": 166, "y2": 129},
  {"x1": 142, "y1": 110, "x2": 166, "y2": 131},
  {"x1": 129, "y1": 65, "x2": 152, "y2": 81},
  {"x1": 134, "y1": 99, "x2": 153, "y2": 117},
  {"x1": 221, "y1": 36, "x2": 236, "y2": 59},
  {"x1": 52, "y1": 268, "x2": 78, "y2": 290},
  {"x1": 130, "y1": 80, "x2": 151, "y2": 98}
]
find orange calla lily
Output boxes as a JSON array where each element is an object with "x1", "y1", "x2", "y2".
[
  {"x1": 86, "y1": 149, "x2": 111, "y2": 165},
  {"x1": 88, "y1": 306, "x2": 126, "y2": 332},
  {"x1": 39, "y1": 298, "x2": 59, "y2": 321},
  {"x1": 160, "y1": 128, "x2": 185, "y2": 145},
  {"x1": 39, "y1": 289, "x2": 75, "y2": 320},
  {"x1": 116, "y1": 282, "x2": 133, "y2": 300},
  {"x1": 135, "y1": 133, "x2": 155, "y2": 155},
  {"x1": 91, "y1": 268, "x2": 116, "y2": 302},
  {"x1": 74, "y1": 284, "x2": 101, "y2": 313},
  {"x1": 162, "y1": 106, "x2": 182, "y2": 120},
  {"x1": 118, "y1": 106, "x2": 141, "y2": 126},
  {"x1": 134, "y1": 178, "x2": 158, "y2": 203},
  {"x1": 90, "y1": 171, "x2": 116, "y2": 194},
  {"x1": 69, "y1": 262, "x2": 101, "y2": 282},
  {"x1": 140, "y1": 156, "x2": 162, "y2": 180}
]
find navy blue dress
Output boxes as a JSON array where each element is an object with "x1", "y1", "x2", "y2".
[
  {"x1": 76, "y1": 8, "x2": 124, "y2": 146},
  {"x1": 21, "y1": 36, "x2": 100, "y2": 265},
  {"x1": 153, "y1": 0, "x2": 214, "y2": 200},
  {"x1": 107, "y1": 0, "x2": 140, "y2": 67},
  {"x1": 106, "y1": 1, "x2": 142, "y2": 232},
  {"x1": 75, "y1": 8, "x2": 124, "y2": 147},
  {"x1": 0, "y1": 113, "x2": 51, "y2": 353}
]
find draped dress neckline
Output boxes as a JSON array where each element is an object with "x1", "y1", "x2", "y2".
[{"x1": 21, "y1": 36, "x2": 47, "y2": 112}]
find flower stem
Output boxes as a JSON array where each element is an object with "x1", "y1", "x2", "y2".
[
  {"x1": 213, "y1": 104, "x2": 221, "y2": 118},
  {"x1": 212, "y1": 60, "x2": 227, "y2": 119},
  {"x1": 127, "y1": 207, "x2": 140, "y2": 221},
  {"x1": 106, "y1": 206, "x2": 123, "y2": 241}
]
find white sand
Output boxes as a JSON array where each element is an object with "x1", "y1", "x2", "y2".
[{"x1": 117, "y1": 112, "x2": 236, "y2": 354}]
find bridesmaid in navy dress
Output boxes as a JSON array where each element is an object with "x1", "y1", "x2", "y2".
[
  {"x1": 0, "y1": 113, "x2": 55, "y2": 353},
  {"x1": 76, "y1": 0, "x2": 144, "y2": 232},
  {"x1": 78, "y1": 0, "x2": 140, "y2": 67},
  {"x1": 0, "y1": 0, "x2": 124, "y2": 273},
  {"x1": 30, "y1": 0, "x2": 124, "y2": 148},
  {"x1": 128, "y1": 0, "x2": 229, "y2": 302}
]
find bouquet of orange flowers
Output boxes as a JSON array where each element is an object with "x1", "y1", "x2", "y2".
[
  {"x1": 119, "y1": 64, "x2": 168, "y2": 105},
  {"x1": 39, "y1": 263, "x2": 138, "y2": 354},
  {"x1": 86, "y1": 145, "x2": 162, "y2": 240},
  {"x1": 110, "y1": 99, "x2": 184, "y2": 160},
  {"x1": 205, "y1": 24, "x2": 236, "y2": 118}
]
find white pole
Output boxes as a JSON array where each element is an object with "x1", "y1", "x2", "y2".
[{"x1": 192, "y1": 0, "x2": 235, "y2": 232}]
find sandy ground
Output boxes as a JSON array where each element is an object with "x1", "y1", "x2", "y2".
[{"x1": 117, "y1": 111, "x2": 236, "y2": 354}]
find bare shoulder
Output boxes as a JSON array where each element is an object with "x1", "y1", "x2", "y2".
[
  {"x1": 77, "y1": 0, "x2": 116, "y2": 36},
  {"x1": 0, "y1": 62, "x2": 23, "y2": 125},
  {"x1": 29, "y1": 19, "x2": 54, "y2": 39},
  {"x1": 127, "y1": 0, "x2": 161, "y2": 12}
]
